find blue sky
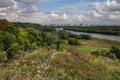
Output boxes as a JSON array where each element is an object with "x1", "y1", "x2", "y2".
[
  {"x1": 40, "y1": 0, "x2": 104, "y2": 12},
  {"x1": 41, "y1": 0, "x2": 80, "y2": 12},
  {"x1": 40, "y1": 0, "x2": 106, "y2": 16}
]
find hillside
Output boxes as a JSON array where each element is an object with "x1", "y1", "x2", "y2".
[
  {"x1": 0, "y1": 19, "x2": 13, "y2": 29},
  {"x1": 0, "y1": 48, "x2": 120, "y2": 80},
  {"x1": 0, "y1": 20, "x2": 120, "y2": 80}
]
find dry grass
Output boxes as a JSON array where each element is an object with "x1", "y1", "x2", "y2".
[
  {"x1": 0, "y1": 47, "x2": 119, "y2": 80},
  {"x1": 80, "y1": 38, "x2": 120, "y2": 48},
  {"x1": 49, "y1": 48, "x2": 110, "y2": 80},
  {"x1": 0, "y1": 48, "x2": 57, "y2": 80}
]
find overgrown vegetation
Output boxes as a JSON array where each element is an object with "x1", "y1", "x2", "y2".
[
  {"x1": 106, "y1": 46, "x2": 120, "y2": 59},
  {"x1": 68, "y1": 38, "x2": 80, "y2": 45},
  {"x1": 0, "y1": 19, "x2": 120, "y2": 80},
  {"x1": 58, "y1": 30, "x2": 91, "y2": 40}
]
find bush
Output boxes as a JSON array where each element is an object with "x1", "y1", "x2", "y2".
[
  {"x1": 106, "y1": 46, "x2": 120, "y2": 59},
  {"x1": 68, "y1": 38, "x2": 80, "y2": 45},
  {"x1": 80, "y1": 34, "x2": 91, "y2": 40},
  {"x1": 57, "y1": 41, "x2": 67, "y2": 51},
  {"x1": 58, "y1": 31, "x2": 70, "y2": 39},
  {"x1": 0, "y1": 31, "x2": 16, "y2": 51},
  {"x1": 6, "y1": 43, "x2": 20, "y2": 59},
  {"x1": 0, "y1": 52, "x2": 7, "y2": 62},
  {"x1": 110, "y1": 70, "x2": 120, "y2": 80},
  {"x1": 106, "y1": 53, "x2": 117, "y2": 59},
  {"x1": 91, "y1": 51, "x2": 100, "y2": 57}
]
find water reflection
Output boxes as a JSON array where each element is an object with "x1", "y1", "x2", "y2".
[{"x1": 56, "y1": 28, "x2": 120, "y2": 41}]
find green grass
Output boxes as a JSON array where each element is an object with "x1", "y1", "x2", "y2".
[
  {"x1": 70, "y1": 38, "x2": 120, "y2": 54},
  {"x1": 80, "y1": 38, "x2": 120, "y2": 48},
  {"x1": 70, "y1": 45, "x2": 108, "y2": 53}
]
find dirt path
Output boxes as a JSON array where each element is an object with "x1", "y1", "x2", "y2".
[
  {"x1": 39, "y1": 52, "x2": 64, "y2": 80},
  {"x1": 45, "y1": 52, "x2": 64, "y2": 69}
]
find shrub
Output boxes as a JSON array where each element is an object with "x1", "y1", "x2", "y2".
[
  {"x1": 0, "y1": 31, "x2": 16, "y2": 51},
  {"x1": 57, "y1": 41, "x2": 67, "y2": 51},
  {"x1": 0, "y1": 52, "x2": 7, "y2": 62},
  {"x1": 6, "y1": 43, "x2": 20, "y2": 59},
  {"x1": 106, "y1": 53, "x2": 117, "y2": 59},
  {"x1": 58, "y1": 31, "x2": 70, "y2": 39},
  {"x1": 110, "y1": 70, "x2": 120, "y2": 80},
  {"x1": 106, "y1": 46, "x2": 120, "y2": 59},
  {"x1": 68, "y1": 38, "x2": 80, "y2": 45},
  {"x1": 80, "y1": 34, "x2": 91, "y2": 40},
  {"x1": 91, "y1": 51, "x2": 100, "y2": 57}
]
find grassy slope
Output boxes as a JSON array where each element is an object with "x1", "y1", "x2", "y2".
[
  {"x1": 0, "y1": 49, "x2": 109, "y2": 80},
  {"x1": 70, "y1": 38, "x2": 120, "y2": 53},
  {"x1": 0, "y1": 39, "x2": 120, "y2": 80},
  {"x1": 0, "y1": 49, "x2": 119, "y2": 80},
  {"x1": 69, "y1": 38, "x2": 120, "y2": 80},
  {"x1": 0, "y1": 48, "x2": 57, "y2": 80}
]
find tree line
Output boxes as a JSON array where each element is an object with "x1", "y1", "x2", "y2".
[{"x1": 62, "y1": 26, "x2": 120, "y2": 36}]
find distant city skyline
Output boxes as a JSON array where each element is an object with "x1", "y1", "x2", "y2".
[{"x1": 0, "y1": 0, "x2": 120, "y2": 25}]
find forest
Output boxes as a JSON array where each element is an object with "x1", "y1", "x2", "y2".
[{"x1": 0, "y1": 19, "x2": 120, "y2": 80}]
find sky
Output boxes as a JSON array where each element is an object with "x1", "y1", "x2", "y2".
[{"x1": 0, "y1": 0, "x2": 120, "y2": 25}]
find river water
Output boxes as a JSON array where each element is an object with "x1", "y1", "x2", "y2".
[{"x1": 56, "y1": 28, "x2": 120, "y2": 41}]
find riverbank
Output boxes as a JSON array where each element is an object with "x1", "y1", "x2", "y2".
[
  {"x1": 56, "y1": 28, "x2": 120, "y2": 41},
  {"x1": 63, "y1": 26, "x2": 120, "y2": 36}
]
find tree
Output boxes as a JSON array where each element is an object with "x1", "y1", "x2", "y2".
[
  {"x1": 57, "y1": 41, "x2": 67, "y2": 51},
  {"x1": 6, "y1": 43, "x2": 20, "y2": 59},
  {"x1": 58, "y1": 31, "x2": 70, "y2": 39},
  {"x1": 42, "y1": 32, "x2": 59, "y2": 46},
  {"x1": 0, "y1": 31, "x2": 16, "y2": 51},
  {"x1": 68, "y1": 38, "x2": 80, "y2": 45},
  {"x1": 106, "y1": 46, "x2": 120, "y2": 59}
]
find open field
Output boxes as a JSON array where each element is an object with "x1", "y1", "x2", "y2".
[{"x1": 70, "y1": 38, "x2": 120, "y2": 53}]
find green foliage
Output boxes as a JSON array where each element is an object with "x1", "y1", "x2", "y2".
[
  {"x1": 80, "y1": 34, "x2": 91, "y2": 40},
  {"x1": 6, "y1": 43, "x2": 20, "y2": 59},
  {"x1": 18, "y1": 30, "x2": 29, "y2": 44},
  {"x1": 58, "y1": 30, "x2": 91, "y2": 40},
  {"x1": 57, "y1": 41, "x2": 67, "y2": 51},
  {"x1": 63, "y1": 26, "x2": 120, "y2": 36},
  {"x1": 106, "y1": 46, "x2": 120, "y2": 59},
  {"x1": 58, "y1": 30, "x2": 70, "y2": 39},
  {"x1": 0, "y1": 52, "x2": 7, "y2": 62},
  {"x1": 0, "y1": 20, "x2": 119, "y2": 80},
  {"x1": 42, "y1": 32, "x2": 59, "y2": 46},
  {"x1": 110, "y1": 70, "x2": 120, "y2": 80},
  {"x1": 91, "y1": 51, "x2": 100, "y2": 57},
  {"x1": 0, "y1": 43, "x2": 4, "y2": 52},
  {"x1": 68, "y1": 38, "x2": 80, "y2": 45},
  {"x1": 0, "y1": 21, "x2": 63, "y2": 59},
  {"x1": 0, "y1": 31, "x2": 16, "y2": 51}
]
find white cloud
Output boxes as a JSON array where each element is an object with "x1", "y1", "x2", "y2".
[{"x1": 0, "y1": 0, "x2": 120, "y2": 25}]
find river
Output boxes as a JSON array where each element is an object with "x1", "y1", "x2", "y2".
[{"x1": 55, "y1": 28, "x2": 120, "y2": 41}]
